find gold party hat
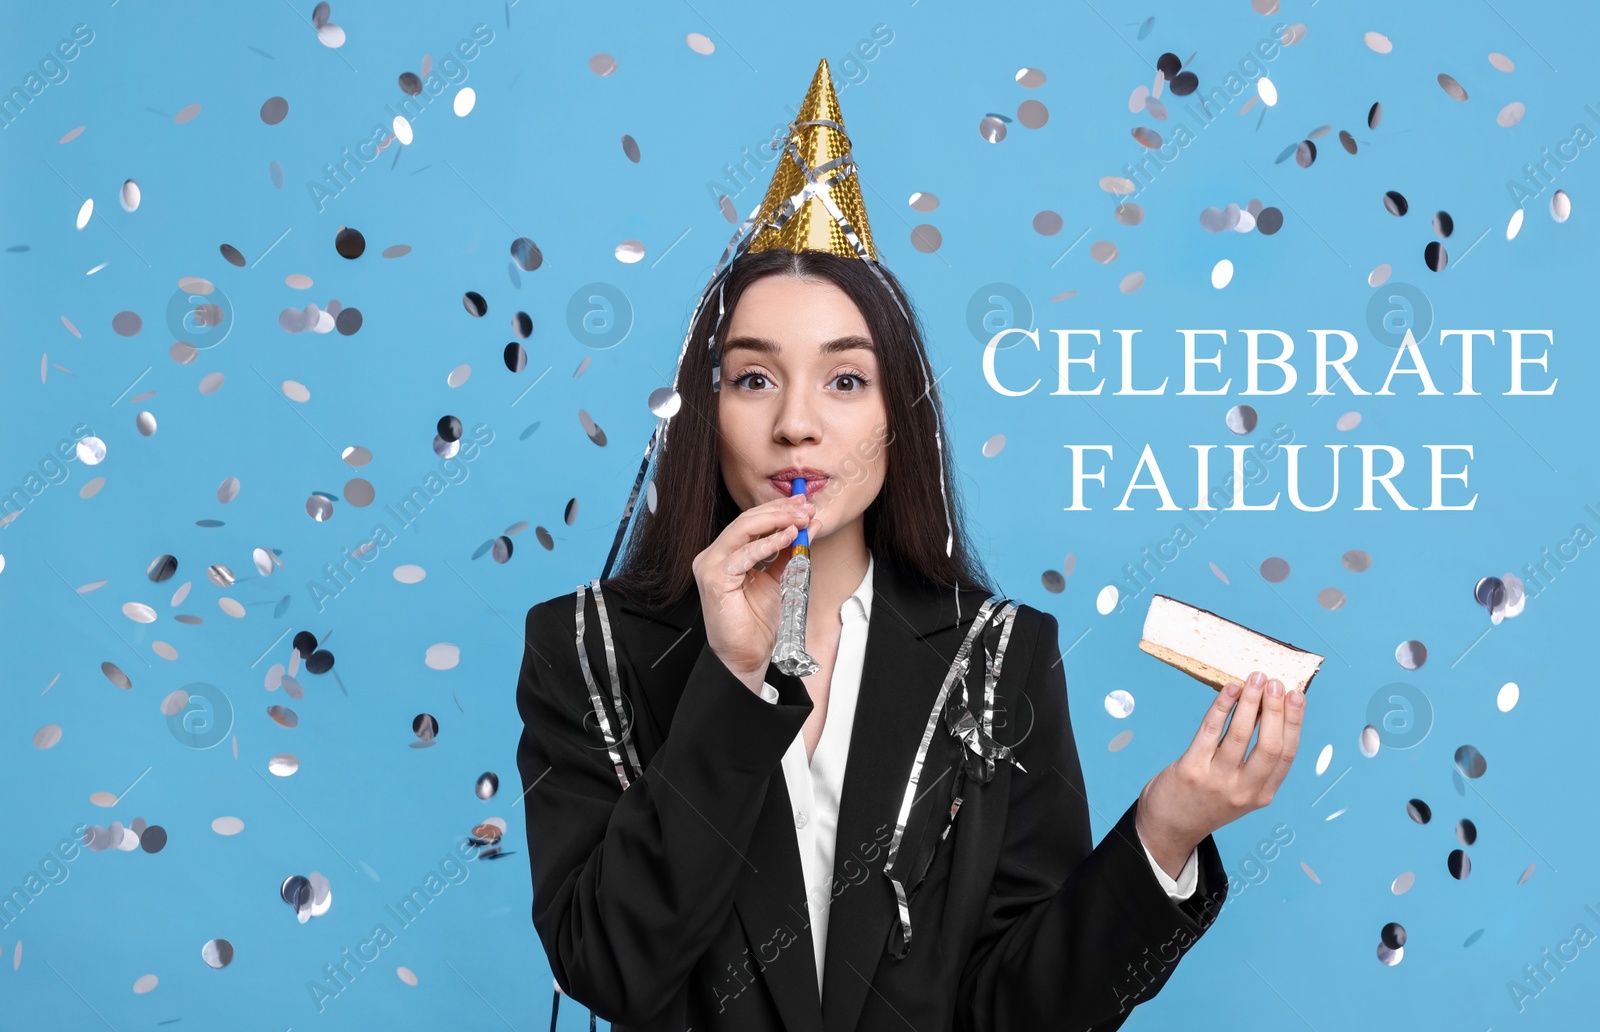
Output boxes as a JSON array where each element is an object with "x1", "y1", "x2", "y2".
[{"x1": 744, "y1": 58, "x2": 878, "y2": 262}]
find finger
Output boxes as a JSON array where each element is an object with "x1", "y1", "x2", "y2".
[
  {"x1": 720, "y1": 499, "x2": 812, "y2": 556},
  {"x1": 728, "y1": 522, "x2": 800, "y2": 579},
  {"x1": 1242, "y1": 678, "x2": 1287, "y2": 788},
  {"x1": 1215, "y1": 670, "x2": 1266, "y2": 768},
  {"x1": 1190, "y1": 680, "x2": 1241, "y2": 756},
  {"x1": 1260, "y1": 687, "x2": 1307, "y2": 799}
]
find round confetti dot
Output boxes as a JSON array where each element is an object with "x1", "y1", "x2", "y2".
[
  {"x1": 112, "y1": 311, "x2": 143, "y2": 336},
  {"x1": 121, "y1": 179, "x2": 141, "y2": 212},
  {"x1": 1259, "y1": 557, "x2": 1289, "y2": 583},
  {"x1": 1016, "y1": 67, "x2": 1046, "y2": 88},
  {"x1": 1104, "y1": 690, "x2": 1135, "y2": 719},
  {"x1": 453, "y1": 87, "x2": 476, "y2": 117},
  {"x1": 1341, "y1": 549, "x2": 1372, "y2": 572},
  {"x1": 1095, "y1": 584, "x2": 1119, "y2": 615},
  {"x1": 511, "y1": 237, "x2": 543, "y2": 271},
  {"x1": 1395, "y1": 640, "x2": 1427, "y2": 670},
  {"x1": 1032, "y1": 211, "x2": 1063, "y2": 235},
  {"x1": 1041, "y1": 571, "x2": 1065, "y2": 593},
  {"x1": 200, "y1": 938, "x2": 236, "y2": 970},
  {"x1": 1118, "y1": 271, "x2": 1145, "y2": 293},
  {"x1": 1551, "y1": 189, "x2": 1572, "y2": 223},
  {"x1": 1406, "y1": 798, "x2": 1431, "y2": 824},
  {"x1": 1359, "y1": 725, "x2": 1380, "y2": 757},
  {"x1": 1507, "y1": 208, "x2": 1525, "y2": 240},
  {"x1": 34, "y1": 724, "x2": 62, "y2": 749},
  {"x1": 1497, "y1": 101, "x2": 1525, "y2": 128},
  {"x1": 1108, "y1": 729, "x2": 1134, "y2": 752},
  {"x1": 1315, "y1": 743, "x2": 1332, "y2": 775},
  {"x1": 334, "y1": 307, "x2": 362, "y2": 335},
  {"x1": 1211, "y1": 259, "x2": 1233, "y2": 289},
  {"x1": 1336, "y1": 411, "x2": 1362, "y2": 431},
  {"x1": 1256, "y1": 207, "x2": 1284, "y2": 234},
  {"x1": 1496, "y1": 681, "x2": 1519, "y2": 712},
  {"x1": 425, "y1": 643, "x2": 461, "y2": 671},
  {"x1": 910, "y1": 224, "x2": 942, "y2": 253},
  {"x1": 1017, "y1": 99, "x2": 1049, "y2": 129},
  {"x1": 1453, "y1": 744, "x2": 1487, "y2": 778},
  {"x1": 589, "y1": 53, "x2": 617, "y2": 76},
  {"x1": 1447, "y1": 849, "x2": 1471, "y2": 879},
  {"x1": 1438, "y1": 73, "x2": 1468, "y2": 102},
  {"x1": 335, "y1": 226, "x2": 365, "y2": 259},
  {"x1": 1316, "y1": 587, "x2": 1345, "y2": 610},
  {"x1": 615, "y1": 240, "x2": 645, "y2": 263},
  {"x1": 981, "y1": 433, "x2": 1005, "y2": 458},
  {"x1": 343, "y1": 478, "x2": 375, "y2": 507},
  {"x1": 909, "y1": 192, "x2": 939, "y2": 212},
  {"x1": 978, "y1": 116, "x2": 1007, "y2": 143},
  {"x1": 1225, "y1": 404, "x2": 1256, "y2": 435},
  {"x1": 1090, "y1": 240, "x2": 1119, "y2": 263},
  {"x1": 260, "y1": 96, "x2": 289, "y2": 125}
]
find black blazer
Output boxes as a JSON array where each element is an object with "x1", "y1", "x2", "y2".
[{"x1": 515, "y1": 555, "x2": 1228, "y2": 1032}]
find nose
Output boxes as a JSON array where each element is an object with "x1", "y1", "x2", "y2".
[{"x1": 773, "y1": 385, "x2": 822, "y2": 446}]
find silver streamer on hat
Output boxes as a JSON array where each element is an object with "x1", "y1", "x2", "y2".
[{"x1": 601, "y1": 116, "x2": 957, "y2": 581}]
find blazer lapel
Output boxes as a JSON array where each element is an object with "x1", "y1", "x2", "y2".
[
  {"x1": 612, "y1": 583, "x2": 827, "y2": 1032},
  {"x1": 819, "y1": 556, "x2": 989, "y2": 1032},
  {"x1": 608, "y1": 559, "x2": 992, "y2": 1032}
]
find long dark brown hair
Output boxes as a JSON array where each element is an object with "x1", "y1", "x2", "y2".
[{"x1": 603, "y1": 247, "x2": 995, "y2": 611}]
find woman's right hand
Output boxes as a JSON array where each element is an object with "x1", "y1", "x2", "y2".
[{"x1": 693, "y1": 493, "x2": 818, "y2": 690}]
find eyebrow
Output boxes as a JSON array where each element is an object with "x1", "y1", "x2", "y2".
[{"x1": 720, "y1": 334, "x2": 876, "y2": 358}]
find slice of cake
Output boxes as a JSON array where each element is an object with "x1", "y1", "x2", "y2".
[{"x1": 1138, "y1": 594, "x2": 1323, "y2": 694}]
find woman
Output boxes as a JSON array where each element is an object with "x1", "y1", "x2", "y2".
[{"x1": 516, "y1": 60, "x2": 1306, "y2": 1032}]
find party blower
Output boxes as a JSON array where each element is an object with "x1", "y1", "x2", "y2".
[{"x1": 771, "y1": 477, "x2": 820, "y2": 676}]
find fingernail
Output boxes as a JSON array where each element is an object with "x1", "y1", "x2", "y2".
[
  {"x1": 1247, "y1": 671, "x2": 1266, "y2": 688},
  {"x1": 1226, "y1": 682, "x2": 1242, "y2": 698},
  {"x1": 1288, "y1": 690, "x2": 1305, "y2": 708},
  {"x1": 1267, "y1": 679, "x2": 1284, "y2": 697}
]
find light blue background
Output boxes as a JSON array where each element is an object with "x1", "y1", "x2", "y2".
[{"x1": 2, "y1": 0, "x2": 1596, "y2": 1028}]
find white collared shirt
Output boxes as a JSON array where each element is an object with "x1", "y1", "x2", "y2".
[{"x1": 759, "y1": 550, "x2": 1197, "y2": 998}]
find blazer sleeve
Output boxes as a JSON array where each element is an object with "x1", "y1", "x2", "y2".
[
  {"x1": 955, "y1": 610, "x2": 1229, "y2": 1032},
  {"x1": 515, "y1": 595, "x2": 814, "y2": 1026}
]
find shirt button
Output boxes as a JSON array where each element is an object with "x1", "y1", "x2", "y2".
[{"x1": 795, "y1": 811, "x2": 808, "y2": 829}]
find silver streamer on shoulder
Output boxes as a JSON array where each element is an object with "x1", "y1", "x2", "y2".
[
  {"x1": 881, "y1": 596, "x2": 1025, "y2": 959},
  {"x1": 573, "y1": 580, "x2": 642, "y2": 790}
]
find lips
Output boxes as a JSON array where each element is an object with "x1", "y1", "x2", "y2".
[{"x1": 769, "y1": 469, "x2": 829, "y2": 497}]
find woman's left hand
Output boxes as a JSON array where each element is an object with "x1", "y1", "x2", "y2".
[{"x1": 1133, "y1": 671, "x2": 1307, "y2": 876}]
